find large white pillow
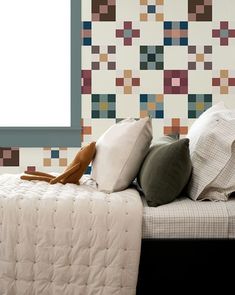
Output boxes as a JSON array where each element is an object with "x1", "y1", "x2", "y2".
[
  {"x1": 187, "y1": 102, "x2": 235, "y2": 201},
  {"x1": 91, "y1": 117, "x2": 152, "y2": 193}
]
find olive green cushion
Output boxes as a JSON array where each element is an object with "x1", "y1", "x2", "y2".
[{"x1": 137, "y1": 136, "x2": 192, "y2": 207}]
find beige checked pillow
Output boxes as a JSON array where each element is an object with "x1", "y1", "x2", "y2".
[
  {"x1": 187, "y1": 102, "x2": 235, "y2": 201},
  {"x1": 91, "y1": 117, "x2": 152, "y2": 193}
]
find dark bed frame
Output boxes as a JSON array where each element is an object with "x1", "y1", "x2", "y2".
[{"x1": 137, "y1": 239, "x2": 235, "y2": 293}]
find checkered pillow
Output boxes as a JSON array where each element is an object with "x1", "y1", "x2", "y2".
[{"x1": 187, "y1": 102, "x2": 235, "y2": 201}]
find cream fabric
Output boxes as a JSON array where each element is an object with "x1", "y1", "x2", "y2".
[
  {"x1": 187, "y1": 103, "x2": 235, "y2": 201},
  {"x1": 91, "y1": 117, "x2": 152, "y2": 193},
  {"x1": 0, "y1": 174, "x2": 143, "y2": 295},
  {"x1": 142, "y1": 197, "x2": 229, "y2": 239}
]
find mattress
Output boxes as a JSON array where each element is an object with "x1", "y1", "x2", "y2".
[{"x1": 142, "y1": 196, "x2": 235, "y2": 239}]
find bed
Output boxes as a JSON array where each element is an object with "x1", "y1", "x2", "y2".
[{"x1": 1, "y1": 173, "x2": 234, "y2": 294}]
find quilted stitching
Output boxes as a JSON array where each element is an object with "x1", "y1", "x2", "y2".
[{"x1": 0, "y1": 174, "x2": 142, "y2": 295}]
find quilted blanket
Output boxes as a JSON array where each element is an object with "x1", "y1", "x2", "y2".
[{"x1": 0, "y1": 174, "x2": 142, "y2": 295}]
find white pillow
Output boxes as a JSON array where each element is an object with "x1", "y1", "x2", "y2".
[
  {"x1": 187, "y1": 101, "x2": 227, "y2": 152},
  {"x1": 187, "y1": 102, "x2": 235, "y2": 201},
  {"x1": 91, "y1": 117, "x2": 152, "y2": 193}
]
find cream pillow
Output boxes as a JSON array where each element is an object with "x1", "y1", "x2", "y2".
[
  {"x1": 187, "y1": 102, "x2": 235, "y2": 201},
  {"x1": 91, "y1": 117, "x2": 152, "y2": 193}
]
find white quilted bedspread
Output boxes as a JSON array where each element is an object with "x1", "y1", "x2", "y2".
[{"x1": 0, "y1": 174, "x2": 142, "y2": 295}]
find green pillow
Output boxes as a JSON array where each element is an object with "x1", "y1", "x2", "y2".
[{"x1": 137, "y1": 136, "x2": 192, "y2": 207}]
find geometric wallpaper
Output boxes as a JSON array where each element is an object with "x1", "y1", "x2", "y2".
[{"x1": 1, "y1": 0, "x2": 235, "y2": 173}]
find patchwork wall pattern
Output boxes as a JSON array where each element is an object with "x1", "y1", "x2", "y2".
[
  {"x1": 1, "y1": 0, "x2": 235, "y2": 174},
  {"x1": 0, "y1": 148, "x2": 19, "y2": 167}
]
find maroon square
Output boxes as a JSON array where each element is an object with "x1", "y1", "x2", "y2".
[
  {"x1": 228, "y1": 78, "x2": 235, "y2": 86},
  {"x1": 116, "y1": 29, "x2": 124, "y2": 37},
  {"x1": 82, "y1": 70, "x2": 92, "y2": 79},
  {"x1": 124, "y1": 21, "x2": 132, "y2": 29},
  {"x1": 83, "y1": 78, "x2": 91, "y2": 86},
  {"x1": 132, "y1": 29, "x2": 140, "y2": 38},
  {"x1": 164, "y1": 70, "x2": 188, "y2": 94},
  {"x1": 82, "y1": 86, "x2": 91, "y2": 94},
  {"x1": 116, "y1": 78, "x2": 124, "y2": 86},
  {"x1": 212, "y1": 78, "x2": 220, "y2": 86},
  {"x1": 212, "y1": 30, "x2": 220, "y2": 38},
  {"x1": 229, "y1": 30, "x2": 235, "y2": 37},
  {"x1": 172, "y1": 70, "x2": 180, "y2": 77},
  {"x1": 220, "y1": 21, "x2": 229, "y2": 29},
  {"x1": 124, "y1": 38, "x2": 132, "y2": 46},
  {"x1": 164, "y1": 78, "x2": 172, "y2": 85},
  {"x1": 164, "y1": 71, "x2": 173, "y2": 79},
  {"x1": 132, "y1": 78, "x2": 140, "y2": 86},
  {"x1": 221, "y1": 38, "x2": 228, "y2": 45}
]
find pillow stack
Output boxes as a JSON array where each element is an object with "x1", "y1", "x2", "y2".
[
  {"x1": 186, "y1": 102, "x2": 235, "y2": 201},
  {"x1": 91, "y1": 101, "x2": 235, "y2": 206}
]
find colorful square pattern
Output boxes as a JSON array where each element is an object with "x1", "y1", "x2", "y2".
[
  {"x1": 116, "y1": 70, "x2": 140, "y2": 94},
  {"x1": 140, "y1": 46, "x2": 164, "y2": 70},
  {"x1": 188, "y1": 94, "x2": 212, "y2": 118},
  {"x1": 212, "y1": 70, "x2": 235, "y2": 94},
  {"x1": 82, "y1": 70, "x2": 92, "y2": 94},
  {"x1": 188, "y1": 45, "x2": 212, "y2": 70},
  {"x1": 140, "y1": 94, "x2": 164, "y2": 118},
  {"x1": 116, "y1": 22, "x2": 140, "y2": 46},
  {"x1": 164, "y1": 118, "x2": 188, "y2": 137},
  {"x1": 82, "y1": 22, "x2": 92, "y2": 46},
  {"x1": 140, "y1": 0, "x2": 164, "y2": 22},
  {"x1": 188, "y1": 0, "x2": 212, "y2": 22},
  {"x1": 92, "y1": 0, "x2": 116, "y2": 21},
  {"x1": 212, "y1": 22, "x2": 235, "y2": 46},
  {"x1": 0, "y1": 148, "x2": 19, "y2": 166},
  {"x1": 164, "y1": 22, "x2": 188, "y2": 46},
  {"x1": 92, "y1": 45, "x2": 116, "y2": 70},
  {"x1": 164, "y1": 70, "x2": 188, "y2": 94},
  {"x1": 92, "y1": 94, "x2": 116, "y2": 118},
  {"x1": 81, "y1": 119, "x2": 92, "y2": 143},
  {"x1": 43, "y1": 148, "x2": 67, "y2": 167}
]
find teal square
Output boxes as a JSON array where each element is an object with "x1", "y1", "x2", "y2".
[{"x1": 124, "y1": 29, "x2": 132, "y2": 38}]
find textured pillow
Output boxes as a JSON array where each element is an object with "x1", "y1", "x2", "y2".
[
  {"x1": 187, "y1": 102, "x2": 235, "y2": 201},
  {"x1": 91, "y1": 117, "x2": 152, "y2": 193},
  {"x1": 187, "y1": 101, "x2": 227, "y2": 153},
  {"x1": 137, "y1": 136, "x2": 192, "y2": 207}
]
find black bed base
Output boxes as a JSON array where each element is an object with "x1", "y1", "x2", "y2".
[{"x1": 137, "y1": 239, "x2": 235, "y2": 294}]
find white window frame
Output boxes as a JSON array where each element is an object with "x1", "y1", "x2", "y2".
[{"x1": 0, "y1": 0, "x2": 81, "y2": 147}]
